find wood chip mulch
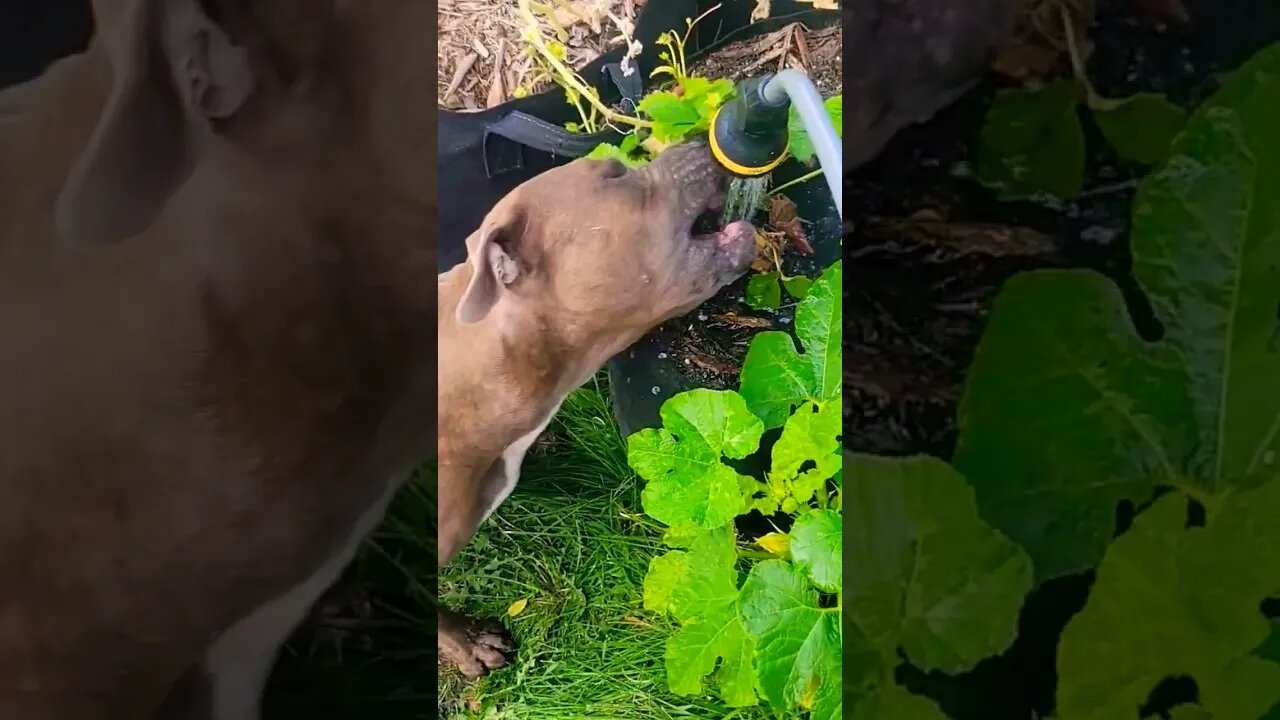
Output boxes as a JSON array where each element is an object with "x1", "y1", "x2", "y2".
[{"x1": 438, "y1": 0, "x2": 644, "y2": 111}]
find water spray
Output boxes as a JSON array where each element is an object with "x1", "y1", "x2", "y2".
[{"x1": 709, "y1": 70, "x2": 843, "y2": 220}]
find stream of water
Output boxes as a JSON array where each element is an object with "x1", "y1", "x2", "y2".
[{"x1": 721, "y1": 175, "x2": 771, "y2": 225}]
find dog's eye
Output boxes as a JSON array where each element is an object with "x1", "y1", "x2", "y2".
[{"x1": 599, "y1": 159, "x2": 627, "y2": 179}]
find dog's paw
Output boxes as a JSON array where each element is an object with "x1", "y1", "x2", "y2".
[{"x1": 442, "y1": 621, "x2": 514, "y2": 678}]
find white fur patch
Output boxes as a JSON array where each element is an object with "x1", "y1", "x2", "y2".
[
  {"x1": 202, "y1": 477, "x2": 403, "y2": 720},
  {"x1": 480, "y1": 399, "x2": 564, "y2": 523}
]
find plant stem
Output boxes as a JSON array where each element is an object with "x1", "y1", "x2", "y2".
[
  {"x1": 518, "y1": 0, "x2": 653, "y2": 129},
  {"x1": 673, "y1": 33, "x2": 688, "y2": 83},
  {"x1": 738, "y1": 548, "x2": 774, "y2": 561},
  {"x1": 571, "y1": 93, "x2": 593, "y2": 132},
  {"x1": 770, "y1": 168, "x2": 823, "y2": 195},
  {"x1": 1059, "y1": 2, "x2": 1119, "y2": 110}
]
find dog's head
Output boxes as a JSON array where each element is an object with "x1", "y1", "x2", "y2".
[
  {"x1": 455, "y1": 141, "x2": 756, "y2": 352},
  {"x1": 59, "y1": 0, "x2": 432, "y2": 245}
]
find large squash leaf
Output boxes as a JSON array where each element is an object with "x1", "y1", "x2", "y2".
[
  {"x1": 738, "y1": 560, "x2": 842, "y2": 720},
  {"x1": 643, "y1": 526, "x2": 758, "y2": 707},
  {"x1": 740, "y1": 261, "x2": 842, "y2": 428},
  {"x1": 955, "y1": 43, "x2": 1280, "y2": 579},
  {"x1": 628, "y1": 389, "x2": 763, "y2": 529},
  {"x1": 1057, "y1": 479, "x2": 1280, "y2": 719},
  {"x1": 974, "y1": 79, "x2": 1086, "y2": 201},
  {"x1": 839, "y1": 455, "x2": 1033, "y2": 715}
]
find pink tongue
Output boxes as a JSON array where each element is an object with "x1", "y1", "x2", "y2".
[{"x1": 716, "y1": 220, "x2": 754, "y2": 247}]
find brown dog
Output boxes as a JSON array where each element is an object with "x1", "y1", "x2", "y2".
[
  {"x1": 0, "y1": 0, "x2": 433, "y2": 717},
  {"x1": 437, "y1": 141, "x2": 756, "y2": 676}
]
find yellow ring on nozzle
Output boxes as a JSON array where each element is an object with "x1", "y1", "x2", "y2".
[{"x1": 709, "y1": 105, "x2": 789, "y2": 177}]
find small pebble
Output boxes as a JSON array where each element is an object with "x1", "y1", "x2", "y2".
[{"x1": 1081, "y1": 225, "x2": 1121, "y2": 245}]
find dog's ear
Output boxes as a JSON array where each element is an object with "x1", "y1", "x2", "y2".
[
  {"x1": 58, "y1": 0, "x2": 334, "y2": 245},
  {"x1": 456, "y1": 212, "x2": 525, "y2": 325}
]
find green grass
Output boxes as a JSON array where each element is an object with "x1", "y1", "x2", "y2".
[{"x1": 266, "y1": 380, "x2": 766, "y2": 720}]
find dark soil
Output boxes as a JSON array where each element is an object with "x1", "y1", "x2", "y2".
[
  {"x1": 844, "y1": 0, "x2": 1277, "y2": 460},
  {"x1": 645, "y1": 246, "x2": 825, "y2": 392},
  {"x1": 843, "y1": 2, "x2": 1280, "y2": 719}
]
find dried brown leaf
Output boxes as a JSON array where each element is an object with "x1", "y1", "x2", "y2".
[
  {"x1": 767, "y1": 195, "x2": 813, "y2": 256},
  {"x1": 711, "y1": 313, "x2": 775, "y2": 330}
]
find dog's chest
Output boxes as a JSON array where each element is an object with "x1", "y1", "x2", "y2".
[
  {"x1": 480, "y1": 400, "x2": 563, "y2": 522},
  {"x1": 199, "y1": 473, "x2": 405, "y2": 719}
]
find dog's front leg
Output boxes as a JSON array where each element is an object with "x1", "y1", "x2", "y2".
[
  {"x1": 438, "y1": 460, "x2": 516, "y2": 676},
  {"x1": 438, "y1": 608, "x2": 513, "y2": 678}
]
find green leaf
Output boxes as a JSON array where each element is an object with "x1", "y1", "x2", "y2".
[
  {"x1": 782, "y1": 275, "x2": 813, "y2": 299},
  {"x1": 1263, "y1": 622, "x2": 1280, "y2": 720},
  {"x1": 1091, "y1": 92, "x2": 1188, "y2": 165},
  {"x1": 639, "y1": 90, "x2": 702, "y2": 142},
  {"x1": 629, "y1": 389, "x2": 763, "y2": 529},
  {"x1": 738, "y1": 333, "x2": 815, "y2": 431},
  {"x1": 974, "y1": 79, "x2": 1086, "y2": 200},
  {"x1": 769, "y1": 400, "x2": 842, "y2": 507},
  {"x1": 680, "y1": 76, "x2": 735, "y2": 123},
  {"x1": 645, "y1": 526, "x2": 758, "y2": 707},
  {"x1": 1056, "y1": 480, "x2": 1280, "y2": 720},
  {"x1": 954, "y1": 42, "x2": 1280, "y2": 579},
  {"x1": 745, "y1": 272, "x2": 781, "y2": 310},
  {"x1": 740, "y1": 261, "x2": 842, "y2": 428},
  {"x1": 789, "y1": 509, "x2": 842, "y2": 593},
  {"x1": 643, "y1": 551, "x2": 688, "y2": 613},
  {"x1": 639, "y1": 78, "x2": 732, "y2": 145},
  {"x1": 661, "y1": 520, "x2": 704, "y2": 548},
  {"x1": 1260, "y1": 621, "x2": 1280, "y2": 665},
  {"x1": 1168, "y1": 706, "x2": 1215, "y2": 720},
  {"x1": 847, "y1": 684, "x2": 948, "y2": 720},
  {"x1": 788, "y1": 94, "x2": 843, "y2": 164},
  {"x1": 586, "y1": 141, "x2": 649, "y2": 167},
  {"x1": 792, "y1": 261, "x2": 841, "y2": 402},
  {"x1": 845, "y1": 455, "x2": 1032, "y2": 673},
  {"x1": 738, "y1": 560, "x2": 841, "y2": 719}
]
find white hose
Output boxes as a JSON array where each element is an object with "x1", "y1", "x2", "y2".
[{"x1": 763, "y1": 69, "x2": 843, "y2": 218}]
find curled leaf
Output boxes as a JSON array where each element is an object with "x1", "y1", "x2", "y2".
[{"x1": 756, "y1": 531, "x2": 791, "y2": 558}]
